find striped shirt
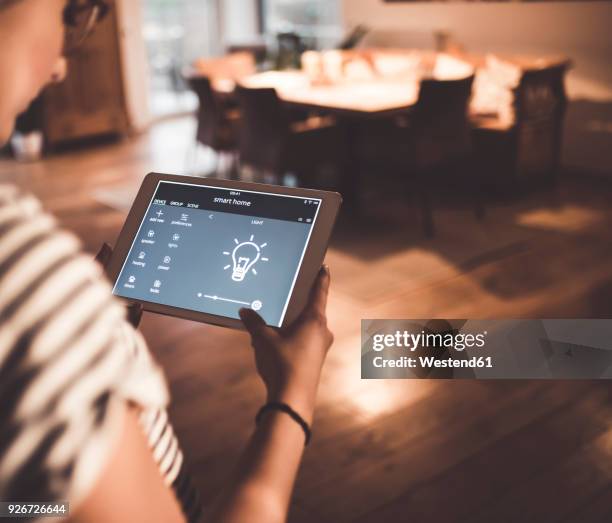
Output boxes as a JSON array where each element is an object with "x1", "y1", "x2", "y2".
[{"x1": 0, "y1": 185, "x2": 201, "y2": 521}]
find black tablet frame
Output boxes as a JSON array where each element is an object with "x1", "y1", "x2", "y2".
[{"x1": 105, "y1": 172, "x2": 342, "y2": 329}]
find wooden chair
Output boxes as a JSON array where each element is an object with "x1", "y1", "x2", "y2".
[
  {"x1": 409, "y1": 76, "x2": 475, "y2": 169},
  {"x1": 472, "y1": 63, "x2": 569, "y2": 192},
  {"x1": 185, "y1": 75, "x2": 240, "y2": 176},
  {"x1": 235, "y1": 86, "x2": 342, "y2": 188},
  {"x1": 366, "y1": 75, "x2": 477, "y2": 236},
  {"x1": 409, "y1": 75, "x2": 479, "y2": 236}
]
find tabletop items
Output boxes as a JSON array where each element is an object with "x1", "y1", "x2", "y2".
[
  {"x1": 184, "y1": 48, "x2": 570, "y2": 234},
  {"x1": 195, "y1": 49, "x2": 566, "y2": 121}
]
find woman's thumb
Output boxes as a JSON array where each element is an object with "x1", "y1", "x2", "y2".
[{"x1": 239, "y1": 308, "x2": 268, "y2": 336}]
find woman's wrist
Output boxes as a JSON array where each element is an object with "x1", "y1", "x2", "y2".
[
  {"x1": 267, "y1": 385, "x2": 317, "y2": 425},
  {"x1": 255, "y1": 403, "x2": 312, "y2": 445}
]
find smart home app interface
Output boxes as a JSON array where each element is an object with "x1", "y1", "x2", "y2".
[{"x1": 113, "y1": 182, "x2": 321, "y2": 327}]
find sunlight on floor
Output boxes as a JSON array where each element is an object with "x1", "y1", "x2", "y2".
[
  {"x1": 347, "y1": 380, "x2": 435, "y2": 422},
  {"x1": 516, "y1": 205, "x2": 603, "y2": 232},
  {"x1": 326, "y1": 335, "x2": 435, "y2": 422}
]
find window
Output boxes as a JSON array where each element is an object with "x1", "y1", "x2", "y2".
[
  {"x1": 143, "y1": 0, "x2": 221, "y2": 117},
  {"x1": 262, "y1": 0, "x2": 342, "y2": 49}
]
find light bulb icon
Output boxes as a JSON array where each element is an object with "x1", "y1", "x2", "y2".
[{"x1": 223, "y1": 235, "x2": 269, "y2": 282}]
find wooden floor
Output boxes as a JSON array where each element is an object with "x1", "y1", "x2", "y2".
[{"x1": 2, "y1": 117, "x2": 611, "y2": 522}]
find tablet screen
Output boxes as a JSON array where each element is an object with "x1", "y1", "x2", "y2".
[{"x1": 112, "y1": 181, "x2": 321, "y2": 327}]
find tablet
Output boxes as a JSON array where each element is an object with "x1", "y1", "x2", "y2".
[{"x1": 106, "y1": 173, "x2": 342, "y2": 329}]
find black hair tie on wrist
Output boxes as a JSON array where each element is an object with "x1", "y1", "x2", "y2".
[{"x1": 255, "y1": 402, "x2": 312, "y2": 446}]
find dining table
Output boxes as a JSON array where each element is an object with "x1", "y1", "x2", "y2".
[
  {"x1": 204, "y1": 50, "x2": 570, "y2": 213},
  {"x1": 209, "y1": 50, "x2": 570, "y2": 118},
  {"x1": 213, "y1": 71, "x2": 420, "y2": 116},
  {"x1": 212, "y1": 70, "x2": 422, "y2": 213}
]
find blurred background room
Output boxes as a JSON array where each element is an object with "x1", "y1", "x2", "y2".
[{"x1": 2, "y1": 0, "x2": 611, "y2": 521}]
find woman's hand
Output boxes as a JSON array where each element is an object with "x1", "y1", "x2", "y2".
[
  {"x1": 239, "y1": 266, "x2": 334, "y2": 424},
  {"x1": 95, "y1": 242, "x2": 143, "y2": 328}
]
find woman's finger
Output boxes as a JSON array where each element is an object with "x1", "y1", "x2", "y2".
[
  {"x1": 95, "y1": 242, "x2": 113, "y2": 267},
  {"x1": 306, "y1": 265, "x2": 331, "y2": 318},
  {"x1": 127, "y1": 302, "x2": 143, "y2": 328}
]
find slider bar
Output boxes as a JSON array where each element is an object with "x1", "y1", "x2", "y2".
[{"x1": 203, "y1": 294, "x2": 250, "y2": 306}]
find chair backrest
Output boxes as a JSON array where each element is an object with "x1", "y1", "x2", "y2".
[
  {"x1": 515, "y1": 64, "x2": 568, "y2": 122},
  {"x1": 186, "y1": 75, "x2": 223, "y2": 148},
  {"x1": 513, "y1": 63, "x2": 568, "y2": 177},
  {"x1": 413, "y1": 75, "x2": 474, "y2": 168},
  {"x1": 235, "y1": 86, "x2": 289, "y2": 172}
]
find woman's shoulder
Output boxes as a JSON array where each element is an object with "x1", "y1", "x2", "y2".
[
  {"x1": 0, "y1": 183, "x2": 44, "y2": 215},
  {"x1": 0, "y1": 184, "x2": 169, "y2": 505}
]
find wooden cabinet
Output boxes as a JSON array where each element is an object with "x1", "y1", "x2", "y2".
[{"x1": 42, "y1": 0, "x2": 145, "y2": 145}]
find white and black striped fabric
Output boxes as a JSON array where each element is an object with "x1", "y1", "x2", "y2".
[{"x1": 0, "y1": 185, "x2": 201, "y2": 522}]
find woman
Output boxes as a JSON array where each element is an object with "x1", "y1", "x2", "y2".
[{"x1": 0, "y1": 1, "x2": 334, "y2": 522}]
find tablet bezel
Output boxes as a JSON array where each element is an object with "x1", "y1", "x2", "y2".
[{"x1": 105, "y1": 172, "x2": 342, "y2": 329}]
